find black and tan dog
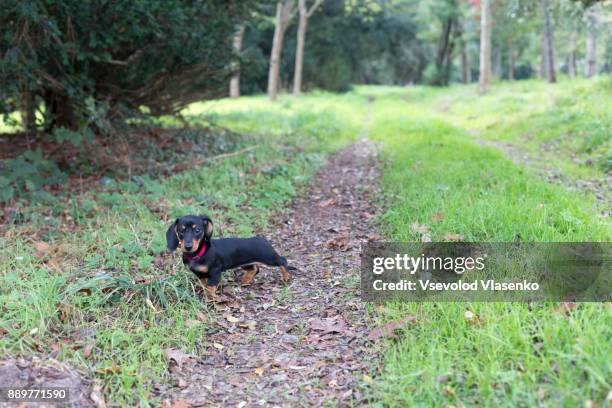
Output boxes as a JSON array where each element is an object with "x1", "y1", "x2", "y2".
[{"x1": 166, "y1": 215, "x2": 295, "y2": 296}]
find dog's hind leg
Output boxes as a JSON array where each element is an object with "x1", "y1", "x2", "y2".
[
  {"x1": 241, "y1": 264, "x2": 260, "y2": 285},
  {"x1": 279, "y1": 265, "x2": 290, "y2": 284}
]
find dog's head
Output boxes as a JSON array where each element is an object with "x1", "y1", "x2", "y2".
[{"x1": 166, "y1": 215, "x2": 213, "y2": 254}]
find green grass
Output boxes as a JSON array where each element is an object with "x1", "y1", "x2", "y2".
[
  {"x1": 0, "y1": 97, "x2": 358, "y2": 405},
  {"x1": 1, "y1": 79, "x2": 610, "y2": 406},
  {"x1": 364, "y1": 77, "x2": 611, "y2": 176},
  {"x1": 360, "y1": 82, "x2": 611, "y2": 407}
]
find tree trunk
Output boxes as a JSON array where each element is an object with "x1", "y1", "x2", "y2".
[
  {"x1": 229, "y1": 25, "x2": 245, "y2": 98},
  {"x1": 293, "y1": 0, "x2": 307, "y2": 96},
  {"x1": 20, "y1": 92, "x2": 37, "y2": 135},
  {"x1": 494, "y1": 46, "x2": 503, "y2": 79},
  {"x1": 461, "y1": 43, "x2": 469, "y2": 84},
  {"x1": 509, "y1": 49, "x2": 516, "y2": 80},
  {"x1": 43, "y1": 91, "x2": 78, "y2": 131},
  {"x1": 478, "y1": 0, "x2": 492, "y2": 94},
  {"x1": 541, "y1": 0, "x2": 556, "y2": 83},
  {"x1": 540, "y1": 31, "x2": 548, "y2": 79},
  {"x1": 586, "y1": 16, "x2": 597, "y2": 77},
  {"x1": 567, "y1": 51, "x2": 576, "y2": 78},
  {"x1": 268, "y1": 2, "x2": 285, "y2": 101},
  {"x1": 433, "y1": 17, "x2": 456, "y2": 86}
]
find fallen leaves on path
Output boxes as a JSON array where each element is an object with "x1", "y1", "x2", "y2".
[
  {"x1": 326, "y1": 235, "x2": 350, "y2": 251},
  {"x1": 160, "y1": 142, "x2": 381, "y2": 406},
  {"x1": 367, "y1": 315, "x2": 417, "y2": 342},
  {"x1": 223, "y1": 313, "x2": 241, "y2": 323},
  {"x1": 318, "y1": 198, "x2": 337, "y2": 208},
  {"x1": 164, "y1": 348, "x2": 197, "y2": 371},
  {"x1": 309, "y1": 315, "x2": 349, "y2": 334}
]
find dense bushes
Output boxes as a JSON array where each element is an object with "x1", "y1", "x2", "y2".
[{"x1": 0, "y1": 0, "x2": 262, "y2": 132}]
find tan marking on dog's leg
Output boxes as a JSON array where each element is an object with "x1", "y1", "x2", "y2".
[
  {"x1": 241, "y1": 265, "x2": 259, "y2": 285},
  {"x1": 205, "y1": 284, "x2": 217, "y2": 299},
  {"x1": 280, "y1": 266, "x2": 290, "y2": 284},
  {"x1": 197, "y1": 278, "x2": 216, "y2": 300}
]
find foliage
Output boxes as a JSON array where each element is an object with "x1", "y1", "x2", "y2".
[
  {"x1": 0, "y1": 149, "x2": 67, "y2": 203},
  {"x1": 0, "y1": 0, "x2": 264, "y2": 132}
]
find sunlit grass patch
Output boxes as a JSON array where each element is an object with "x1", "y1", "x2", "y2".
[{"x1": 367, "y1": 82, "x2": 611, "y2": 406}]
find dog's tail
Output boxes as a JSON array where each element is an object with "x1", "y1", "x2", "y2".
[{"x1": 280, "y1": 256, "x2": 298, "y2": 271}]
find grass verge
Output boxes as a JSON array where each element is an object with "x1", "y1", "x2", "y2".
[
  {"x1": 363, "y1": 83, "x2": 611, "y2": 407},
  {"x1": 0, "y1": 96, "x2": 361, "y2": 405}
]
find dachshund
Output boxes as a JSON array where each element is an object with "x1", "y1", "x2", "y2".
[{"x1": 166, "y1": 215, "x2": 296, "y2": 296}]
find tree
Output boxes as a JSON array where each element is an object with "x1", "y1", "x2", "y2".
[
  {"x1": 230, "y1": 25, "x2": 246, "y2": 98},
  {"x1": 293, "y1": 0, "x2": 325, "y2": 95},
  {"x1": 0, "y1": 0, "x2": 260, "y2": 133},
  {"x1": 541, "y1": 0, "x2": 557, "y2": 82},
  {"x1": 268, "y1": 0, "x2": 296, "y2": 100},
  {"x1": 585, "y1": 8, "x2": 598, "y2": 76},
  {"x1": 479, "y1": 0, "x2": 493, "y2": 93},
  {"x1": 420, "y1": 0, "x2": 463, "y2": 86}
]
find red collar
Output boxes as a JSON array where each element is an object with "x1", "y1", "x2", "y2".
[{"x1": 182, "y1": 242, "x2": 208, "y2": 261}]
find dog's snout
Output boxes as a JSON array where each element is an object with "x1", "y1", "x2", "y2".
[{"x1": 184, "y1": 242, "x2": 193, "y2": 250}]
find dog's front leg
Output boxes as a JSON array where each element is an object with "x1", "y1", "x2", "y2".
[
  {"x1": 190, "y1": 263, "x2": 216, "y2": 300},
  {"x1": 203, "y1": 269, "x2": 223, "y2": 300}
]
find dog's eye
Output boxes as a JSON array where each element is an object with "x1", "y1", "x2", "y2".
[{"x1": 195, "y1": 228, "x2": 201, "y2": 233}]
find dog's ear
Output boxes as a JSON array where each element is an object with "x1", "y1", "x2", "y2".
[
  {"x1": 166, "y1": 219, "x2": 179, "y2": 252},
  {"x1": 200, "y1": 215, "x2": 213, "y2": 239}
]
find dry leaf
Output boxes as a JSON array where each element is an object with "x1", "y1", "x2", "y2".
[
  {"x1": 254, "y1": 367, "x2": 264, "y2": 376},
  {"x1": 326, "y1": 236, "x2": 350, "y2": 251},
  {"x1": 239, "y1": 320, "x2": 256, "y2": 330},
  {"x1": 309, "y1": 316, "x2": 348, "y2": 334},
  {"x1": 464, "y1": 310, "x2": 485, "y2": 325},
  {"x1": 237, "y1": 402, "x2": 247, "y2": 408},
  {"x1": 410, "y1": 222, "x2": 430, "y2": 234},
  {"x1": 34, "y1": 241, "x2": 51, "y2": 253},
  {"x1": 185, "y1": 319, "x2": 202, "y2": 328},
  {"x1": 212, "y1": 343, "x2": 224, "y2": 350},
  {"x1": 171, "y1": 400, "x2": 190, "y2": 408},
  {"x1": 318, "y1": 198, "x2": 336, "y2": 208},
  {"x1": 223, "y1": 313, "x2": 240, "y2": 323},
  {"x1": 90, "y1": 384, "x2": 106, "y2": 408},
  {"x1": 196, "y1": 311, "x2": 206, "y2": 322},
  {"x1": 83, "y1": 343, "x2": 95, "y2": 358},
  {"x1": 554, "y1": 302, "x2": 578, "y2": 315},
  {"x1": 367, "y1": 315, "x2": 417, "y2": 342},
  {"x1": 442, "y1": 233, "x2": 465, "y2": 242},
  {"x1": 431, "y1": 212, "x2": 445, "y2": 224},
  {"x1": 96, "y1": 363, "x2": 121, "y2": 375},
  {"x1": 164, "y1": 348, "x2": 196, "y2": 369}
]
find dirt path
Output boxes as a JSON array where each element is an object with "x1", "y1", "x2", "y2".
[{"x1": 158, "y1": 141, "x2": 382, "y2": 407}]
